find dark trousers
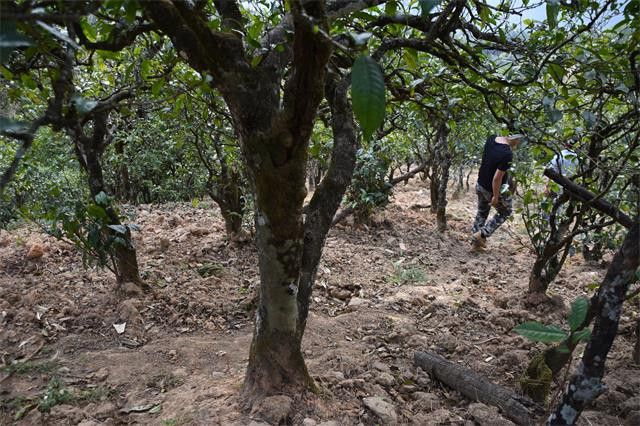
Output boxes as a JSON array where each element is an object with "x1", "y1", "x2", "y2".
[{"x1": 472, "y1": 183, "x2": 513, "y2": 237}]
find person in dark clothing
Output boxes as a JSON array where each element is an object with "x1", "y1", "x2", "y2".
[{"x1": 471, "y1": 134, "x2": 523, "y2": 248}]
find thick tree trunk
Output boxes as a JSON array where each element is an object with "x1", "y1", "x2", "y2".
[
  {"x1": 244, "y1": 158, "x2": 309, "y2": 400},
  {"x1": 414, "y1": 351, "x2": 542, "y2": 425},
  {"x1": 73, "y1": 114, "x2": 141, "y2": 287},
  {"x1": 548, "y1": 223, "x2": 639, "y2": 425}
]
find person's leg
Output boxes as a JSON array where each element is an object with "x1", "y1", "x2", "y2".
[
  {"x1": 472, "y1": 184, "x2": 492, "y2": 234},
  {"x1": 481, "y1": 192, "x2": 513, "y2": 237}
]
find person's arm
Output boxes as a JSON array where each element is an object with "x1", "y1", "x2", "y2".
[{"x1": 491, "y1": 169, "x2": 506, "y2": 206}]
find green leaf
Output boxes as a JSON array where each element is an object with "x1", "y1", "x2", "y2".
[
  {"x1": 568, "y1": 296, "x2": 589, "y2": 332},
  {"x1": 86, "y1": 204, "x2": 108, "y2": 220},
  {"x1": 513, "y1": 321, "x2": 568, "y2": 343},
  {"x1": 351, "y1": 55, "x2": 386, "y2": 141},
  {"x1": 94, "y1": 191, "x2": 109, "y2": 206},
  {"x1": 140, "y1": 59, "x2": 151, "y2": 79},
  {"x1": 151, "y1": 79, "x2": 164, "y2": 96},
  {"x1": 546, "y1": 1, "x2": 559, "y2": 29},
  {"x1": 571, "y1": 328, "x2": 591, "y2": 344},
  {"x1": 548, "y1": 63, "x2": 565, "y2": 84},
  {"x1": 419, "y1": 0, "x2": 442, "y2": 16},
  {"x1": 404, "y1": 48, "x2": 418, "y2": 70}
]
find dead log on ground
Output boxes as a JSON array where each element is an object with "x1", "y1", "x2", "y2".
[{"x1": 414, "y1": 351, "x2": 543, "y2": 425}]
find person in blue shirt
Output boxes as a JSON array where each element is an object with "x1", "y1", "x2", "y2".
[{"x1": 471, "y1": 134, "x2": 523, "y2": 249}]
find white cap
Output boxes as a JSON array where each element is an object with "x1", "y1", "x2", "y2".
[{"x1": 507, "y1": 134, "x2": 524, "y2": 140}]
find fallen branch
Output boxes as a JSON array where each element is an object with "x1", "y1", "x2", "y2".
[
  {"x1": 414, "y1": 351, "x2": 543, "y2": 425},
  {"x1": 390, "y1": 162, "x2": 429, "y2": 186},
  {"x1": 543, "y1": 168, "x2": 634, "y2": 229}
]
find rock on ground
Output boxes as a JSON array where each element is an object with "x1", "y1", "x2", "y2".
[
  {"x1": 467, "y1": 402, "x2": 514, "y2": 426},
  {"x1": 363, "y1": 396, "x2": 398, "y2": 424}
]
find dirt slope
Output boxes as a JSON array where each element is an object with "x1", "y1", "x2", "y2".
[{"x1": 1, "y1": 179, "x2": 638, "y2": 425}]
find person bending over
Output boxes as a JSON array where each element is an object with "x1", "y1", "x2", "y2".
[{"x1": 471, "y1": 134, "x2": 523, "y2": 248}]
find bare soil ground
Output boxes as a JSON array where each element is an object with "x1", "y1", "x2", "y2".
[{"x1": 1, "y1": 178, "x2": 638, "y2": 426}]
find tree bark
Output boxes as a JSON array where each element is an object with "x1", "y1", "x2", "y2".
[
  {"x1": 433, "y1": 125, "x2": 451, "y2": 231},
  {"x1": 548, "y1": 223, "x2": 639, "y2": 425},
  {"x1": 298, "y1": 73, "x2": 358, "y2": 340},
  {"x1": 543, "y1": 169, "x2": 634, "y2": 229},
  {"x1": 414, "y1": 351, "x2": 542, "y2": 425},
  {"x1": 241, "y1": 1, "x2": 333, "y2": 401},
  {"x1": 73, "y1": 113, "x2": 141, "y2": 286}
]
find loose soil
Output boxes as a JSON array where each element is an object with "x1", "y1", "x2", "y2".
[{"x1": 1, "y1": 178, "x2": 638, "y2": 425}]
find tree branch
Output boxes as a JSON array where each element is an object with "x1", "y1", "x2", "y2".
[{"x1": 543, "y1": 168, "x2": 635, "y2": 229}]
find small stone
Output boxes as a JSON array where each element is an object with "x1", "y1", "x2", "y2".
[
  {"x1": 317, "y1": 422, "x2": 340, "y2": 426},
  {"x1": 168, "y1": 350, "x2": 177, "y2": 358},
  {"x1": 251, "y1": 395, "x2": 293, "y2": 424},
  {"x1": 362, "y1": 396, "x2": 397, "y2": 424},
  {"x1": 26, "y1": 244, "x2": 44, "y2": 259},
  {"x1": 376, "y1": 372, "x2": 395, "y2": 387},
  {"x1": 329, "y1": 288, "x2": 351, "y2": 300},
  {"x1": 95, "y1": 367, "x2": 109, "y2": 382},
  {"x1": 468, "y1": 402, "x2": 514, "y2": 426},
  {"x1": 372, "y1": 361, "x2": 392, "y2": 374},
  {"x1": 302, "y1": 418, "x2": 317, "y2": 426},
  {"x1": 399, "y1": 385, "x2": 417, "y2": 394},
  {"x1": 412, "y1": 392, "x2": 440, "y2": 412},
  {"x1": 347, "y1": 297, "x2": 368, "y2": 309},
  {"x1": 92, "y1": 402, "x2": 116, "y2": 419},
  {"x1": 188, "y1": 227, "x2": 210, "y2": 236}
]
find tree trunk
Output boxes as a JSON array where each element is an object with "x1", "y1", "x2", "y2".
[
  {"x1": 243, "y1": 150, "x2": 310, "y2": 401},
  {"x1": 298, "y1": 74, "x2": 358, "y2": 338},
  {"x1": 434, "y1": 125, "x2": 451, "y2": 231},
  {"x1": 528, "y1": 257, "x2": 548, "y2": 294},
  {"x1": 73, "y1": 114, "x2": 141, "y2": 287},
  {"x1": 429, "y1": 174, "x2": 439, "y2": 214},
  {"x1": 548, "y1": 223, "x2": 639, "y2": 425}
]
